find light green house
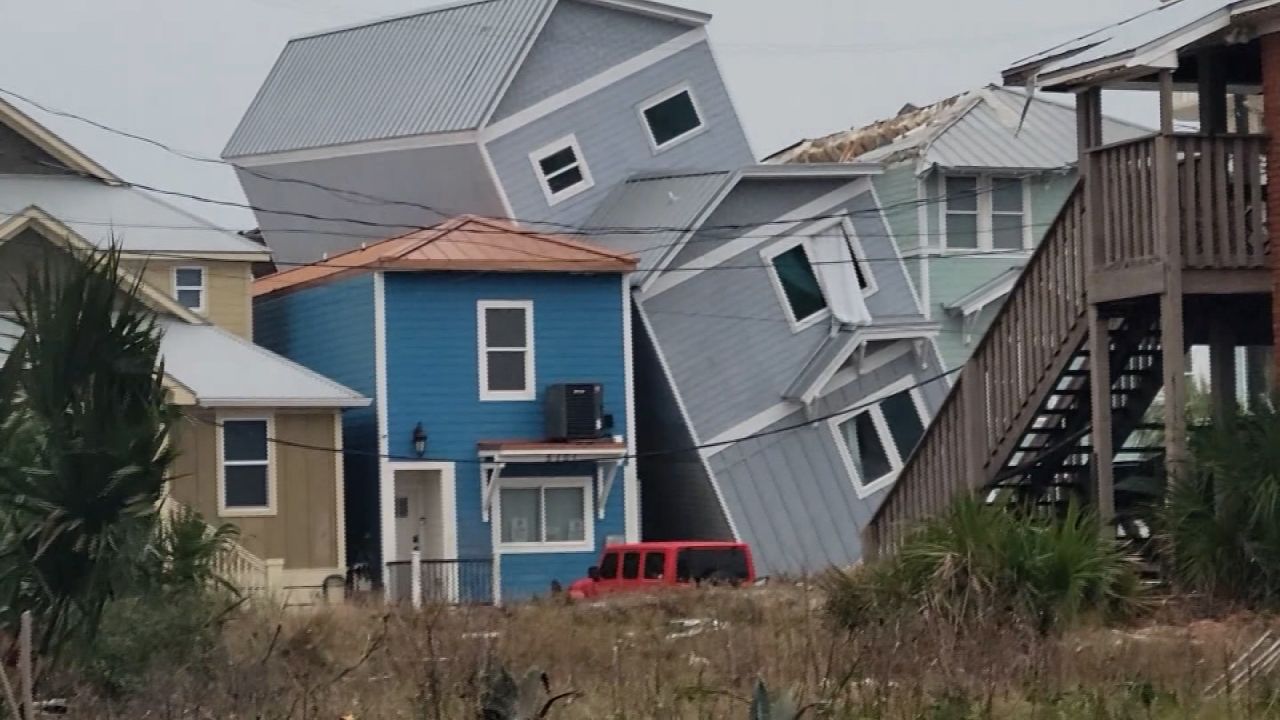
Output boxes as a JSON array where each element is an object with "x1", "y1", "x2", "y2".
[{"x1": 769, "y1": 85, "x2": 1149, "y2": 371}]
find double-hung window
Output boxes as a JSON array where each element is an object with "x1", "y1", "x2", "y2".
[
  {"x1": 832, "y1": 384, "x2": 928, "y2": 497},
  {"x1": 639, "y1": 84, "x2": 705, "y2": 152},
  {"x1": 944, "y1": 175, "x2": 1028, "y2": 251},
  {"x1": 498, "y1": 479, "x2": 592, "y2": 552},
  {"x1": 763, "y1": 239, "x2": 829, "y2": 331},
  {"x1": 478, "y1": 300, "x2": 535, "y2": 401},
  {"x1": 174, "y1": 266, "x2": 206, "y2": 312},
  {"x1": 219, "y1": 417, "x2": 274, "y2": 515},
  {"x1": 530, "y1": 135, "x2": 593, "y2": 205}
]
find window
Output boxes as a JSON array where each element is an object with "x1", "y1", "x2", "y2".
[
  {"x1": 219, "y1": 417, "x2": 273, "y2": 515},
  {"x1": 991, "y1": 178, "x2": 1025, "y2": 250},
  {"x1": 622, "y1": 552, "x2": 641, "y2": 580},
  {"x1": 639, "y1": 85, "x2": 704, "y2": 152},
  {"x1": 174, "y1": 266, "x2": 205, "y2": 312},
  {"x1": 530, "y1": 135, "x2": 593, "y2": 205},
  {"x1": 831, "y1": 384, "x2": 929, "y2": 497},
  {"x1": 764, "y1": 241, "x2": 829, "y2": 329},
  {"x1": 497, "y1": 480, "x2": 592, "y2": 551},
  {"x1": 945, "y1": 176, "x2": 979, "y2": 250},
  {"x1": 643, "y1": 552, "x2": 665, "y2": 580},
  {"x1": 599, "y1": 552, "x2": 619, "y2": 579},
  {"x1": 944, "y1": 175, "x2": 1028, "y2": 251},
  {"x1": 478, "y1": 301, "x2": 534, "y2": 401},
  {"x1": 675, "y1": 547, "x2": 750, "y2": 584}
]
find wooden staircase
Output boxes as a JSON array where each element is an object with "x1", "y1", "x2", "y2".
[
  {"x1": 867, "y1": 132, "x2": 1270, "y2": 556},
  {"x1": 158, "y1": 496, "x2": 270, "y2": 594}
]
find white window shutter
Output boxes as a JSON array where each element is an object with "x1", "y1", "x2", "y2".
[{"x1": 811, "y1": 225, "x2": 871, "y2": 326}]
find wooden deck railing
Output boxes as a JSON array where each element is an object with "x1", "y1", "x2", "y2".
[
  {"x1": 868, "y1": 183, "x2": 1088, "y2": 555},
  {"x1": 1174, "y1": 134, "x2": 1268, "y2": 269},
  {"x1": 159, "y1": 496, "x2": 269, "y2": 594},
  {"x1": 1089, "y1": 133, "x2": 1268, "y2": 272}
]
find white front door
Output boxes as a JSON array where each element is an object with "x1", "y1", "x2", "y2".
[{"x1": 393, "y1": 470, "x2": 443, "y2": 561}]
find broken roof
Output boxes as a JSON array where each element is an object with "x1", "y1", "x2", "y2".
[
  {"x1": 253, "y1": 215, "x2": 636, "y2": 296},
  {"x1": 766, "y1": 85, "x2": 1150, "y2": 172},
  {"x1": 1004, "y1": 0, "x2": 1280, "y2": 90}
]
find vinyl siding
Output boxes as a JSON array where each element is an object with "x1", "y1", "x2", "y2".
[
  {"x1": 132, "y1": 260, "x2": 253, "y2": 338},
  {"x1": 0, "y1": 123, "x2": 59, "y2": 174},
  {"x1": 707, "y1": 349, "x2": 947, "y2": 575},
  {"x1": 634, "y1": 306, "x2": 733, "y2": 542},
  {"x1": 382, "y1": 271, "x2": 628, "y2": 601},
  {"x1": 484, "y1": 41, "x2": 753, "y2": 230},
  {"x1": 669, "y1": 178, "x2": 848, "y2": 269},
  {"x1": 254, "y1": 274, "x2": 378, "y2": 567},
  {"x1": 237, "y1": 144, "x2": 507, "y2": 266},
  {"x1": 490, "y1": 0, "x2": 690, "y2": 121},
  {"x1": 644, "y1": 182, "x2": 924, "y2": 442},
  {"x1": 169, "y1": 409, "x2": 341, "y2": 571},
  {"x1": 872, "y1": 163, "x2": 922, "y2": 254}
]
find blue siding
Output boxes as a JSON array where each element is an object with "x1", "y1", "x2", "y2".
[
  {"x1": 383, "y1": 271, "x2": 628, "y2": 601},
  {"x1": 484, "y1": 41, "x2": 754, "y2": 230},
  {"x1": 253, "y1": 275, "x2": 379, "y2": 567}
]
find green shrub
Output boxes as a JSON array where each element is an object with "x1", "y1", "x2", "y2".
[
  {"x1": 1156, "y1": 404, "x2": 1280, "y2": 602},
  {"x1": 827, "y1": 497, "x2": 1142, "y2": 634}
]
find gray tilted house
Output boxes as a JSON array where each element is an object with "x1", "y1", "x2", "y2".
[
  {"x1": 227, "y1": 0, "x2": 945, "y2": 576},
  {"x1": 769, "y1": 86, "x2": 1149, "y2": 370}
]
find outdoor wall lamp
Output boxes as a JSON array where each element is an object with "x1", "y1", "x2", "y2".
[{"x1": 412, "y1": 422, "x2": 427, "y2": 458}]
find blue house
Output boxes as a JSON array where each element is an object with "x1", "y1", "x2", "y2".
[{"x1": 253, "y1": 216, "x2": 637, "y2": 602}]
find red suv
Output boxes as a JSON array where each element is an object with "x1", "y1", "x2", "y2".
[{"x1": 567, "y1": 541, "x2": 754, "y2": 599}]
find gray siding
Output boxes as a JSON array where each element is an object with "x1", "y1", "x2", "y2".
[
  {"x1": 871, "y1": 163, "x2": 921, "y2": 254},
  {"x1": 644, "y1": 183, "x2": 925, "y2": 443},
  {"x1": 484, "y1": 41, "x2": 753, "y2": 230},
  {"x1": 670, "y1": 178, "x2": 847, "y2": 268},
  {"x1": 491, "y1": 0, "x2": 689, "y2": 122},
  {"x1": 0, "y1": 124, "x2": 59, "y2": 175},
  {"x1": 708, "y1": 349, "x2": 948, "y2": 574},
  {"x1": 634, "y1": 308, "x2": 732, "y2": 541},
  {"x1": 239, "y1": 143, "x2": 507, "y2": 266}
]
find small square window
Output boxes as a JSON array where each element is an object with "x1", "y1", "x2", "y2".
[
  {"x1": 768, "y1": 244, "x2": 828, "y2": 325},
  {"x1": 174, "y1": 267, "x2": 205, "y2": 311},
  {"x1": 530, "y1": 135, "x2": 593, "y2": 205},
  {"x1": 479, "y1": 301, "x2": 534, "y2": 401},
  {"x1": 643, "y1": 552, "x2": 665, "y2": 580},
  {"x1": 622, "y1": 552, "x2": 641, "y2": 579},
  {"x1": 641, "y1": 87, "x2": 704, "y2": 150}
]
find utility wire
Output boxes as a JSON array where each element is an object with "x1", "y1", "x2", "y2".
[{"x1": 177, "y1": 364, "x2": 960, "y2": 466}]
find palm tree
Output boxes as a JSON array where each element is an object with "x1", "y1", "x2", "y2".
[{"x1": 0, "y1": 246, "x2": 174, "y2": 656}]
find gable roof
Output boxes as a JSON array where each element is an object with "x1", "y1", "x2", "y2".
[
  {"x1": 254, "y1": 215, "x2": 636, "y2": 296},
  {"x1": 223, "y1": 0, "x2": 709, "y2": 159},
  {"x1": 0, "y1": 97, "x2": 120, "y2": 184},
  {"x1": 1004, "y1": 0, "x2": 1280, "y2": 90},
  {"x1": 766, "y1": 85, "x2": 1151, "y2": 172}
]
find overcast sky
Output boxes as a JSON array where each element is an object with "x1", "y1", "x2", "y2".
[{"x1": 1, "y1": 0, "x2": 1158, "y2": 228}]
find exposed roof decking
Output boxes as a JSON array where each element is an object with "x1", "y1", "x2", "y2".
[
  {"x1": 253, "y1": 215, "x2": 636, "y2": 296},
  {"x1": 769, "y1": 86, "x2": 1151, "y2": 172}
]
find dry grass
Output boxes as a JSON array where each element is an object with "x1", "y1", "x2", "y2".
[{"x1": 62, "y1": 585, "x2": 1280, "y2": 719}]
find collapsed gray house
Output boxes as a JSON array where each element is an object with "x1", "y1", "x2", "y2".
[{"x1": 226, "y1": 0, "x2": 946, "y2": 574}]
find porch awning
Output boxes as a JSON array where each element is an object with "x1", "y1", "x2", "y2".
[{"x1": 477, "y1": 439, "x2": 628, "y2": 521}]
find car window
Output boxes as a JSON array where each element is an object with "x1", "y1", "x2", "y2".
[
  {"x1": 622, "y1": 552, "x2": 641, "y2": 580},
  {"x1": 643, "y1": 552, "x2": 665, "y2": 580},
  {"x1": 599, "y1": 552, "x2": 619, "y2": 580},
  {"x1": 676, "y1": 547, "x2": 749, "y2": 583}
]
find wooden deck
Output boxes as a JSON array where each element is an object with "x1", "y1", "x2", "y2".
[{"x1": 867, "y1": 132, "x2": 1272, "y2": 555}]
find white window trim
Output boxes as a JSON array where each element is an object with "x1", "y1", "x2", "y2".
[
  {"x1": 941, "y1": 174, "x2": 1033, "y2": 254},
  {"x1": 759, "y1": 236, "x2": 831, "y2": 333},
  {"x1": 828, "y1": 378, "x2": 930, "y2": 498},
  {"x1": 173, "y1": 265, "x2": 206, "y2": 313},
  {"x1": 636, "y1": 82, "x2": 707, "y2": 154},
  {"x1": 495, "y1": 477, "x2": 595, "y2": 554},
  {"x1": 808, "y1": 216, "x2": 879, "y2": 298},
  {"x1": 216, "y1": 413, "x2": 277, "y2": 517},
  {"x1": 477, "y1": 300, "x2": 536, "y2": 402},
  {"x1": 528, "y1": 134, "x2": 594, "y2": 207}
]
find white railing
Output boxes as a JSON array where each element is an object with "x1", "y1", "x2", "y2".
[{"x1": 158, "y1": 495, "x2": 270, "y2": 594}]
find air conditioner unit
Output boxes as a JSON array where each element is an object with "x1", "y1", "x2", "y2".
[{"x1": 545, "y1": 383, "x2": 604, "y2": 441}]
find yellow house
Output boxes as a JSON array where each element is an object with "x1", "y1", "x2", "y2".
[{"x1": 0, "y1": 98, "x2": 369, "y2": 596}]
